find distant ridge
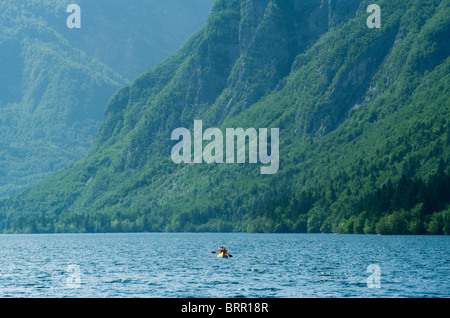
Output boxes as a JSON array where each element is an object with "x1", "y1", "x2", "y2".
[{"x1": 0, "y1": 0, "x2": 213, "y2": 198}]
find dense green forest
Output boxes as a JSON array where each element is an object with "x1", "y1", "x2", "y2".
[
  {"x1": 0, "y1": 0, "x2": 449, "y2": 234},
  {"x1": 2, "y1": 166, "x2": 448, "y2": 234},
  {"x1": 248, "y1": 167, "x2": 450, "y2": 235}
]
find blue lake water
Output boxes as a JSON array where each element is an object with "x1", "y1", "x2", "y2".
[{"x1": 0, "y1": 233, "x2": 448, "y2": 298}]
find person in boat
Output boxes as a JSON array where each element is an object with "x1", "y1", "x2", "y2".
[{"x1": 218, "y1": 246, "x2": 228, "y2": 255}]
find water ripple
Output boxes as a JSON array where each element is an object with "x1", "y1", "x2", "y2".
[{"x1": 0, "y1": 233, "x2": 448, "y2": 298}]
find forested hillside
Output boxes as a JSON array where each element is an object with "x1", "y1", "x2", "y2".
[
  {"x1": 0, "y1": 0, "x2": 213, "y2": 198},
  {"x1": 1, "y1": 0, "x2": 449, "y2": 234}
]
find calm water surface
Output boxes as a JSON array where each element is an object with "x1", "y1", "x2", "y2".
[{"x1": 0, "y1": 233, "x2": 448, "y2": 298}]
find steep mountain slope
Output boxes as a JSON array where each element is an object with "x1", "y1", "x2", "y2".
[
  {"x1": 0, "y1": 1, "x2": 125, "y2": 198},
  {"x1": 1, "y1": 0, "x2": 449, "y2": 234},
  {"x1": 0, "y1": 0, "x2": 213, "y2": 198}
]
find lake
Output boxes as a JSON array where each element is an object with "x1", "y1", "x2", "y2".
[{"x1": 0, "y1": 233, "x2": 448, "y2": 298}]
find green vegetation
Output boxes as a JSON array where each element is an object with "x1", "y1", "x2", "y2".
[
  {"x1": 247, "y1": 168, "x2": 450, "y2": 235},
  {"x1": 0, "y1": 0, "x2": 213, "y2": 198},
  {"x1": 0, "y1": 0, "x2": 449, "y2": 234},
  {"x1": 0, "y1": 1, "x2": 125, "y2": 198}
]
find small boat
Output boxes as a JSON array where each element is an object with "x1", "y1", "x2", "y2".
[
  {"x1": 217, "y1": 252, "x2": 229, "y2": 258},
  {"x1": 212, "y1": 246, "x2": 232, "y2": 257}
]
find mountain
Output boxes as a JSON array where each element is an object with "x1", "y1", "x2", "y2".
[
  {"x1": 28, "y1": 0, "x2": 215, "y2": 80},
  {"x1": 0, "y1": 0, "x2": 213, "y2": 198},
  {"x1": 1, "y1": 0, "x2": 449, "y2": 234}
]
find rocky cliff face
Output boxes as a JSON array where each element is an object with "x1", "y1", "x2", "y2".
[
  {"x1": 199, "y1": 0, "x2": 364, "y2": 123},
  {"x1": 103, "y1": 0, "x2": 367, "y2": 138},
  {"x1": 222, "y1": 0, "x2": 361, "y2": 119},
  {"x1": 96, "y1": 0, "x2": 368, "y2": 171}
]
